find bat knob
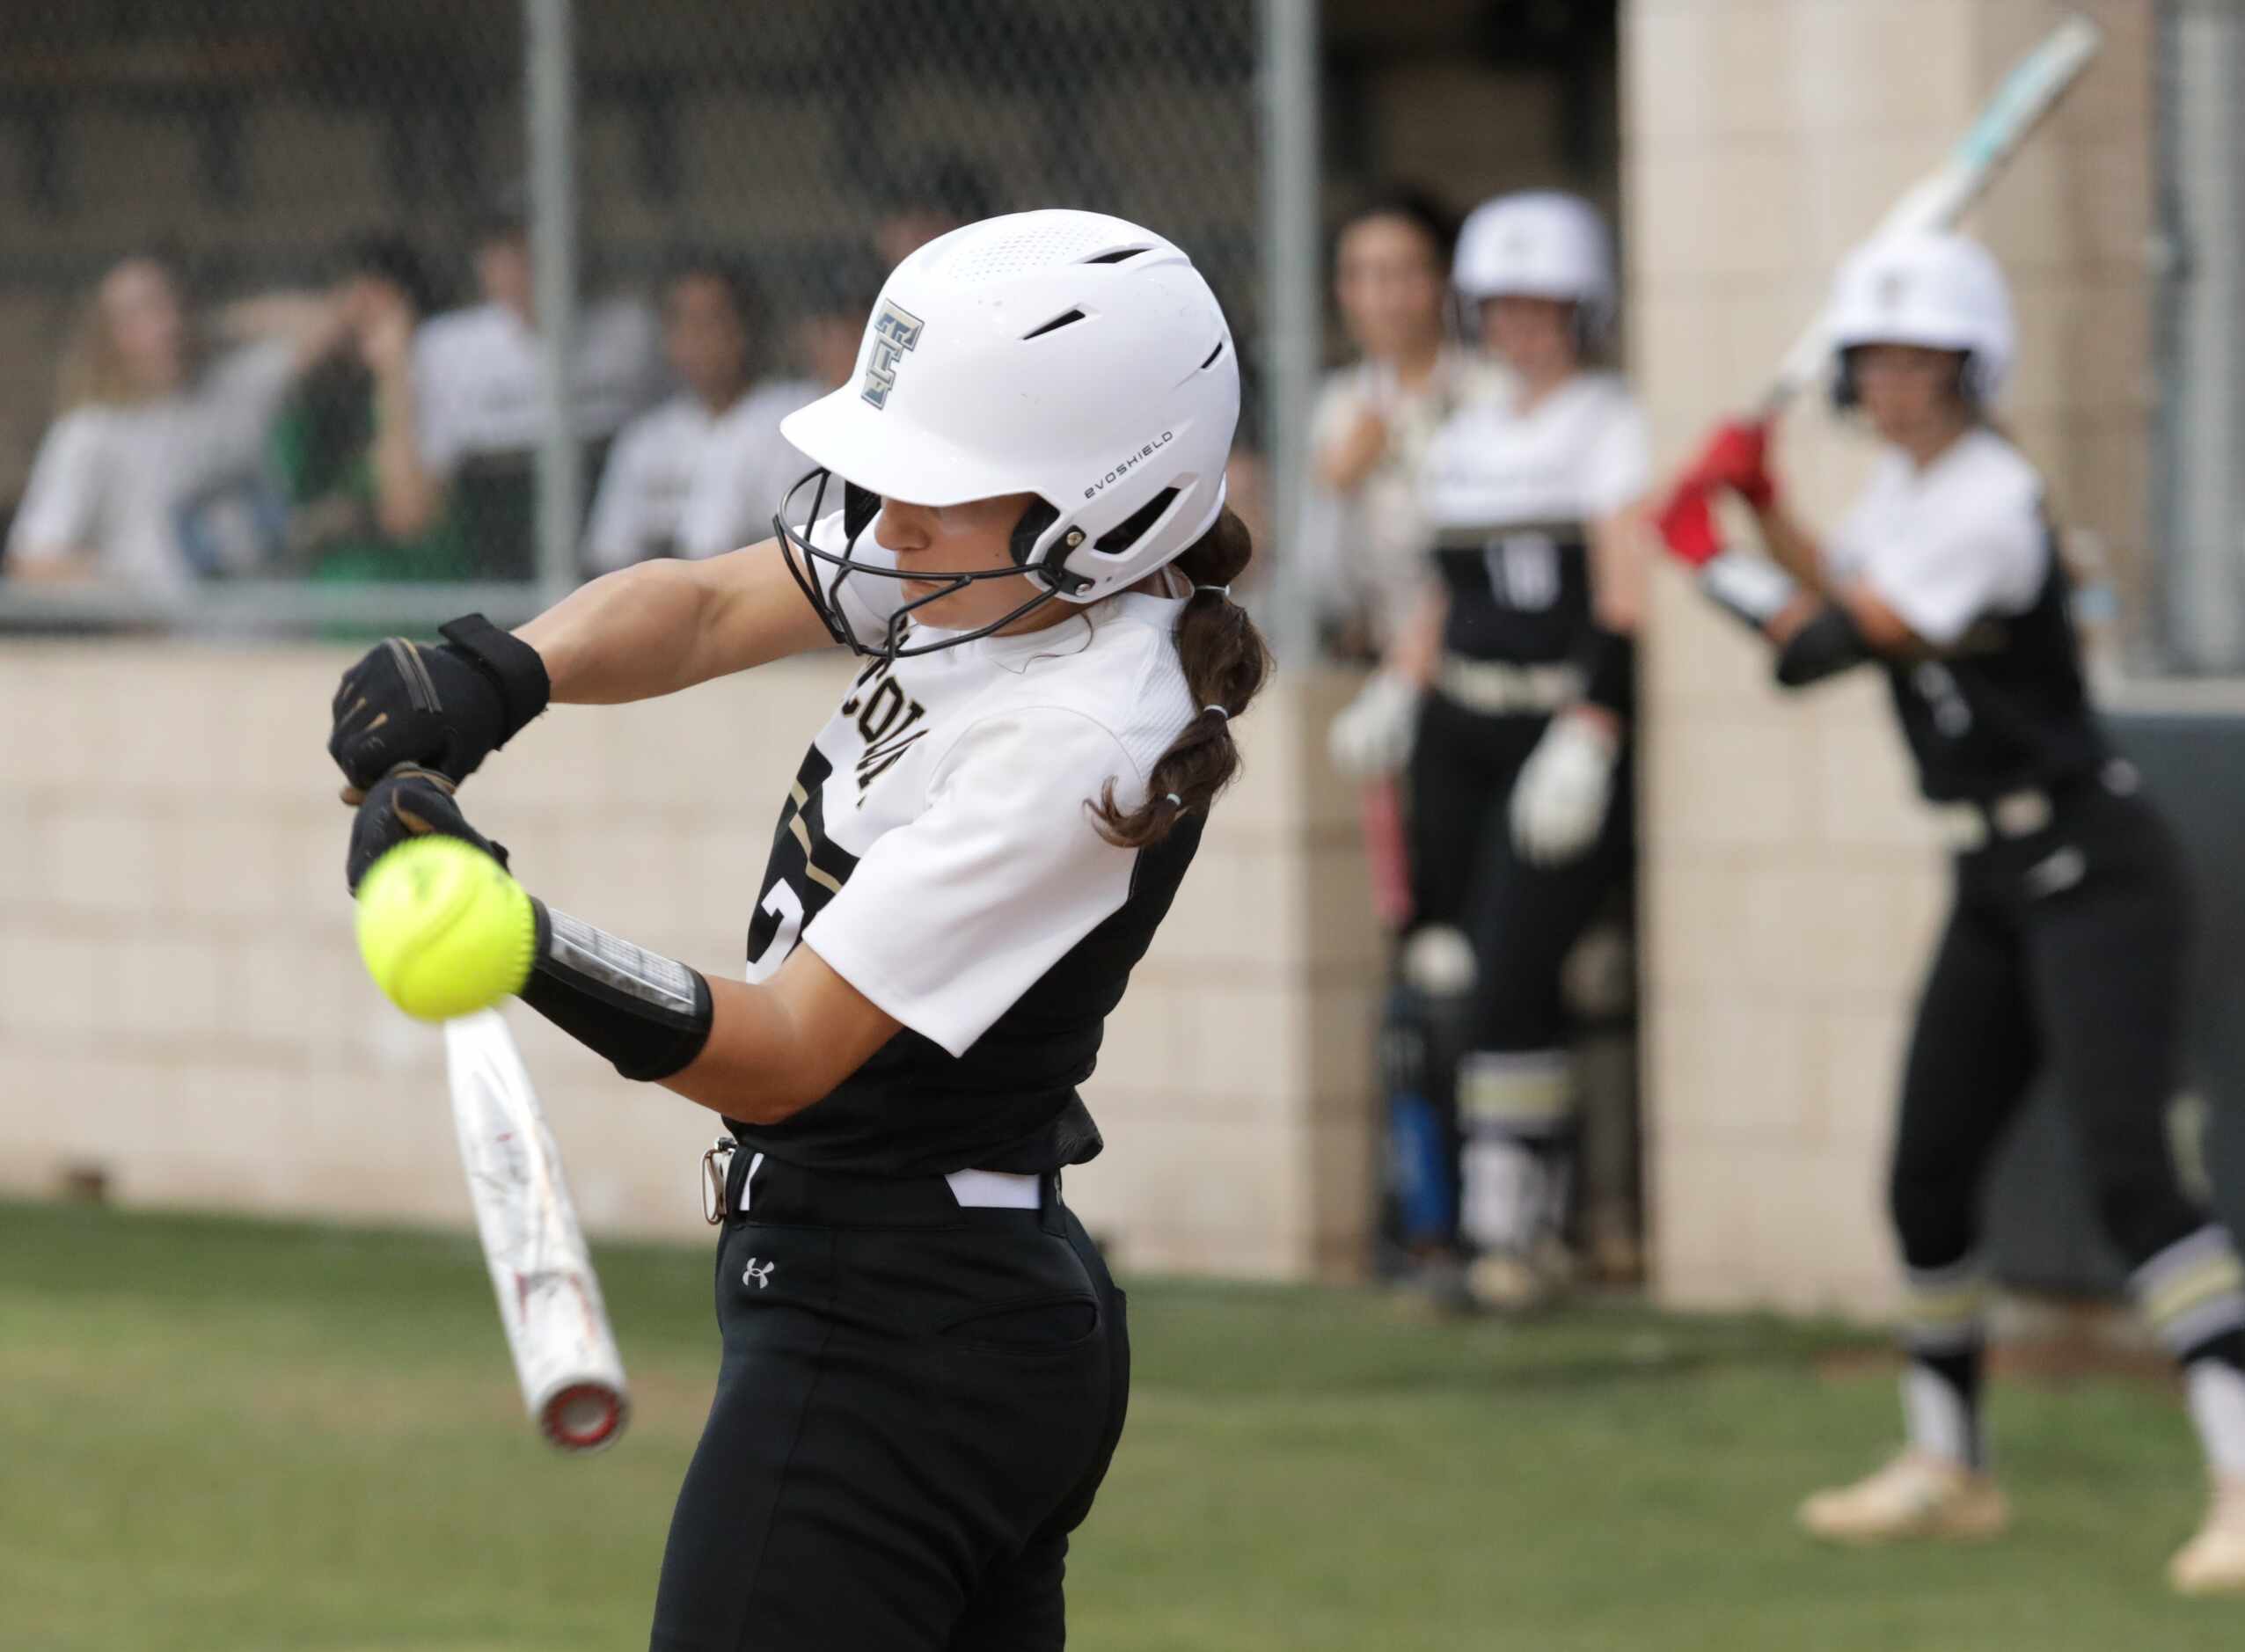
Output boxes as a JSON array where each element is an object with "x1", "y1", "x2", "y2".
[{"x1": 541, "y1": 1382, "x2": 627, "y2": 1452}]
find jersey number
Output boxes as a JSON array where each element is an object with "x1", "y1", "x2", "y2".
[
  {"x1": 1484, "y1": 533, "x2": 1560, "y2": 611},
  {"x1": 744, "y1": 878, "x2": 804, "y2": 984}
]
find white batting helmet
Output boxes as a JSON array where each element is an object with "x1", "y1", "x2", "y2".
[
  {"x1": 1826, "y1": 230, "x2": 2015, "y2": 406},
  {"x1": 777, "y1": 208, "x2": 1240, "y2": 658},
  {"x1": 1452, "y1": 191, "x2": 1615, "y2": 331}
]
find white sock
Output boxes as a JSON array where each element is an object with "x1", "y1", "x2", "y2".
[
  {"x1": 2187, "y1": 1359, "x2": 2245, "y2": 1479},
  {"x1": 1903, "y1": 1363, "x2": 1975, "y2": 1468}
]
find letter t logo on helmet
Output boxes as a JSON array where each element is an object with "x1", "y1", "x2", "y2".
[{"x1": 775, "y1": 208, "x2": 1241, "y2": 659}]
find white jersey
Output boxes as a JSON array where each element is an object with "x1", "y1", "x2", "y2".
[
  {"x1": 1825, "y1": 426, "x2": 2047, "y2": 648},
  {"x1": 1416, "y1": 369, "x2": 1649, "y2": 669},
  {"x1": 413, "y1": 299, "x2": 661, "y2": 474},
  {"x1": 6, "y1": 340, "x2": 296, "y2": 595},
  {"x1": 735, "y1": 512, "x2": 1200, "y2": 1176},
  {"x1": 583, "y1": 381, "x2": 820, "y2": 571},
  {"x1": 1419, "y1": 368, "x2": 1648, "y2": 534}
]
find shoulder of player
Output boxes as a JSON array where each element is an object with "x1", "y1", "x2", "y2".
[
  {"x1": 1949, "y1": 426, "x2": 2044, "y2": 494},
  {"x1": 940, "y1": 605, "x2": 1191, "y2": 781},
  {"x1": 710, "y1": 381, "x2": 821, "y2": 444},
  {"x1": 415, "y1": 303, "x2": 507, "y2": 351},
  {"x1": 1554, "y1": 369, "x2": 1644, "y2": 427},
  {"x1": 739, "y1": 376, "x2": 824, "y2": 419},
  {"x1": 412, "y1": 304, "x2": 516, "y2": 379}
]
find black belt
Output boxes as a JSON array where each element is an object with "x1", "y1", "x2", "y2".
[{"x1": 703, "y1": 1137, "x2": 1061, "y2": 1232}]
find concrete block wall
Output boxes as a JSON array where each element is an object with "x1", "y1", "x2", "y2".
[
  {"x1": 0, "y1": 644, "x2": 1382, "y2": 1282},
  {"x1": 1622, "y1": 0, "x2": 2156, "y2": 1314}
]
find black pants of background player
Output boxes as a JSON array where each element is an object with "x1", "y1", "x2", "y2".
[
  {"x1": 1890, "y1": 772, "x2": 2244, "y2": 1432},
  {"x1": 649, "y1": 1154, "x2": 1129, "y2": 1652},
  {"x1": 1400, "y1": 691, "x2": 1634, "y2": 1257}
]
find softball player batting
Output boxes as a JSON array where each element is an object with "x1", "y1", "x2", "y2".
[
  {"x1": 1329, "y1": 191, "x2": 1651, "y2": 1311},
  {"x1": 326, "y1": 208, "x2": 1265, "y2": 1648},
  {"x1": 1663, "y1": 230, "x2": 2245, "y2": 1594}
]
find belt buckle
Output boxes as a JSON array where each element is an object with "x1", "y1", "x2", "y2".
[{"x1": 701, "y1": 1135, "x2": 737, "y2": 1225}]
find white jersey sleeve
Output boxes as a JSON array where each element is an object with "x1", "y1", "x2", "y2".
[
  {"x1": 1579, "y1": 393, "x2": 1651, "y2": 519},
  {"x1": 1829, "y1": 435, "x2": 2047, "y2": 648},
  {"x1": 802, "y1": 705, "x2": 1144, "y2": 1057},
  {"x1": 6, "y1": 408, "x2": 106, "y2": 562}
]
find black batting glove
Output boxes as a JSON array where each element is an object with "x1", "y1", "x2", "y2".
[
  {"x1": 346, "y1": 765, "x2": 510, "y2": 894},
  {"x1": 327, "y1": 614, "x2": 550, "y2": 795}
]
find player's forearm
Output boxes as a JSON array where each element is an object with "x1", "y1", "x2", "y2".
[
  {"x1": 1587, "y1": 503, "x2": 1648, "y2": 636},
  {"x1": 663, "y1": 948, "x2": 899, "y2": 1123},
  {"x1": 517, "y1": 544, "x2": 831, "y2": 705},
  {"x1": 1751, "y1": 499, "x2": 1831, "y2": 596}
]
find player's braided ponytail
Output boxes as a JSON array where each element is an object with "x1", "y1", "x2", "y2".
[{"x1": 1090, "y1": 506, "x2": 1272, "y2": 848}]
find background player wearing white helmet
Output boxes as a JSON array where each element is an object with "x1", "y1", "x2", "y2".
[
  {"x1": 1664, "y1": 230, "x2": 2245, "y2": 1595},
  {"x1": 1330, "y1": 190, "x2": 1650, "y2": 1310},
  {"x1": 324, "y1": 208, "x2": 1269, "y2": 1648}
]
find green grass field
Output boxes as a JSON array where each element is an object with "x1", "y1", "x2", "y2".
[{"x1": 4, "y1": 1200, "x2": 2241, "y2": 1650}]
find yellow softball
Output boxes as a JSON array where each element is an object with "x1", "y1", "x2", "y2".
[{"x1": 355, "y1": 837, "x2": 536, "y2": 1022}]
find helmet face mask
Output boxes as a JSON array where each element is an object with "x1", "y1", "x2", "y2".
[
  {"x1": 1831, "y1": 344, "x2": 1977, "y2": 414},
  {"x1": 773, "y1": 469, "x2": 1086, "y2": 661}
]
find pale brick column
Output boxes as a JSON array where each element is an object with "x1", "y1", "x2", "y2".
[{"x1": 1622, "y1": 0, "x2": 2155, "y2": 1313}]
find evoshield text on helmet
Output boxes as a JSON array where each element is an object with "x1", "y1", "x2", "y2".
[
  {"x1": 1451, "y1": 191, "x2": 1616, "y2": 335},
  {"x1": 775, "y1": 208, "x2": 1241, "y2": 659},
  {"x1": 1825, "y1": 230, "x2": 2015, "y2": 408}
]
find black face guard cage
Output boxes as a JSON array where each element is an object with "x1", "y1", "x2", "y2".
[
  {"x1": 1831, "y1": 345, "x2": 1978, "y2": 413},
  {"x1": 773, "y1": 467, "x2": 1088, "y2": 662}
]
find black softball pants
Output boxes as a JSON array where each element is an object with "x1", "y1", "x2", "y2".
[
  {"x1": 649, "y1": 1155, "x2": 1130, "y2": 1652},
  {"x1": 1889, "y1": 782, "x2": 2204, "y2": 1278},
  {"x1": 1405, "y1": 691, "x2": 1634, "y2": 1056}
]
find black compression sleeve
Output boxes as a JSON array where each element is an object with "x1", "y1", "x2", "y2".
[
  {"x1": 517, "y1": 900, "x2": 715, "y2": 1082},
  {"x1": 1773, "y1": 603, "x2": 1876, "y2": 689},
  {"x1": 436, "y1": 613, "x2": 552, "y2": 742}
]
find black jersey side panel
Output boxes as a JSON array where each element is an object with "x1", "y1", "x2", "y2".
[{"x1": 1885, "y1": 533, "x2": 2108, "y2": 802}]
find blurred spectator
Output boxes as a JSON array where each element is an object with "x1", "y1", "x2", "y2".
[
  {"x1": 1298, "y1": 186, "x2": 1486, "y2": 658},
  {"x1": 5, "y1": 252, "x2": 333, "y2": 596},
  {"x1": 408, "y1": 201, "x2": 662, "y2": 571},
  {"x1": 873, "y1": 154, "x2": 995, "y2": 269},
  {"x1": 270, "y1": 235, "x2": 470, "y2": 584},
  {"x1": 787, "y1": 159, "x2": 995, "y2": 396},
  {"x1": 793, "y1": 252, "x2": 886, "y2": 394},
  {"x1": 585, "y1": 253, "x2": 820, "y2": 571}
]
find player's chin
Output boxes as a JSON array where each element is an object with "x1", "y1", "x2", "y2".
[{"x1": 902, "y1": 585, "x2": 979, "y2": 628}]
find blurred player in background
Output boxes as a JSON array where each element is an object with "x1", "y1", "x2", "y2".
[
  {"x1": 329, "y1": 208, "x2": 1262, "y2": 1648},
  {"x1": 1664, "y1": 230, "x2": 2245, "y2": 1595},
  {"x1": 406, "y1": 200, "x2": 661, "y2": 570},
  {"x1": 1330, "y1": 191, "x2": 1649, "y2": 1311},
  {"x1": 584, "y1": 252, "x2": 817, "y2": 572},
  {"x1": 1298, "y1": 186, "x2": 1477, "y2": 658},
  {"x1": 7, "y1": 251, "x2": 333, "y2": 594},
  {"x1": 273, "y1": 235, "x2": 472, "y2": 586}
]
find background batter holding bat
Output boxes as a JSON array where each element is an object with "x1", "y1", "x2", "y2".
[
  {"x1": 1327, "y1": 190, "x2": 1650, "y2": 1312},
  {"x1": 325, "y1": 208, "x2": 1265, "y2": 1649},
  {"x1": 1660, "y1": 229, "x2": 2245, "y2": 1593}
]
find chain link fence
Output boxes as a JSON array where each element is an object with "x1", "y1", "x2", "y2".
[{"x1": 0, "y1": 0, "x2": 1280, "y2": 637}]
